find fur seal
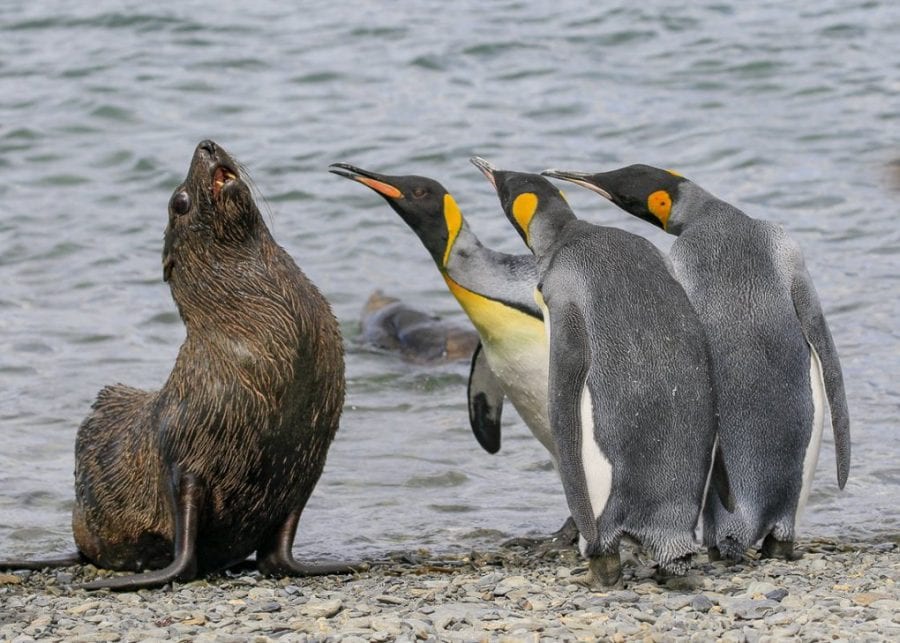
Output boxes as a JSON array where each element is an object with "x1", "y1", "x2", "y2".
[{"x1": 1, "y1": 140, "x2": 354, "y2": 590}]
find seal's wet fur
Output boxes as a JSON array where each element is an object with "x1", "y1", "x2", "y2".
[{"x1": 4, "y1": 141, "x2": 347, "y2": 589}]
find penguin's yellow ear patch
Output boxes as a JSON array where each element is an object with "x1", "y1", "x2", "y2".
[
  {"x1": 512, "y1": 192, "x2": 539, "y2": 236},
  {"x1": 442, "y1": 193, "x2": 462, "y2": 267},
  {"x1": 647, "y1": 190, "x2": 672, "y2": 228}
]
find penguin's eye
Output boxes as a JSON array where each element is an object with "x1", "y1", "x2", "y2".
[
  {"x1": 411, "y1": 187, "x2": 428, "y2": 199},
  {"x1": 171, "y1": 191, "x2": 191, "y2": 216}
]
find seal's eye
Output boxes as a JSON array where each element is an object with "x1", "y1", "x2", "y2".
[
  {"x1": 171, "y1": 191, "x2": 191, "y2": 216},
  {"x1": 412, "y1": 187, "x2": 428, "y2": 199}
]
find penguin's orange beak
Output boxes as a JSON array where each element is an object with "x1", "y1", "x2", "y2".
[{"x1": 329, "y1": 163, "x2": 404, "y2": 199}]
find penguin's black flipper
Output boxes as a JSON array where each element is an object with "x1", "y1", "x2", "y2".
[
  {"x1": 711, "y1": 440, "x2": 735, "y2": 512},
  {"x1": 790, "y1": 251, "x2": 851, "y2": 489},
  {"x1": 467, "y1": 342, "x2": 504, "y2": 454},
  {"x1": 545, "y1": 298, "x2": 600, "y2": 550}
]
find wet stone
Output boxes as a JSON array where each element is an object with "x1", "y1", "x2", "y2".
[{"x1": 691, "y1": 594, "x2": 714, "y2": 613}]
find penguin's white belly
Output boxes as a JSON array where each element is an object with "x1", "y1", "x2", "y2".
[
  {"x1": 481, "y1": 337, "x2": 555, "y2": 461},
  {"x1": 796, "y1": 342, "x2": 826, "y2": 522},
  {"x1": 579, "y1": 386, "x2": 613, "y2": 521}
]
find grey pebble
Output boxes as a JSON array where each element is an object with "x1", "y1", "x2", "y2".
[
  {"x1": 691, "y1": 594, "x2": 714, "y2": 613},
  {"x1": 765, "y1": 588, "x2": 789, "y2": 602},
  {"x1": 664, "y1": 594, "x2": 694, "y2": 611},
  {"x1": 0, "y1": 540, "x2": 896, "y2": 642},
  {"x1": 723, "y1": 598, "x2": 783, "y2": 620}
]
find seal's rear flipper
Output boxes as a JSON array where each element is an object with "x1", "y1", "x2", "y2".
[
  {"x1": 0, "y1": 552, "x2": 85, "y2": 570},
  {"x1": 256, "y1": 506, "x2": 366, "y2": 577},
  {"x1": 80, "y1": 474, "x2": 204, "y2": 591},
  {"x1": 467, "y1": 342, "x2": 504, "y2": 454}
]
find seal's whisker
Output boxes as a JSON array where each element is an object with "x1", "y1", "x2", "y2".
[{"x1": 238, "y1": 160, "x2": 276, "y2": 231}]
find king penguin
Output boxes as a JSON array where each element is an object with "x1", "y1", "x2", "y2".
[
  {"x1": 329, "y1": 162, "x2": 577, "y2": 544},
  {"x1": 544, "y1": 164, "x2": 851, "y2": 561},
  {"x1": 474, "y1": 157, "x2": 722, "y2": 586}
]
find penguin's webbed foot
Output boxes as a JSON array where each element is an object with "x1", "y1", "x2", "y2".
[
  {"x1": 657, "y1": 553, "x2": 694, "y2": 577},
  {"x1": 759, "y1": 535, "x2": 801, "y2": 561},
  {"x1": 714, "y1": 536, "x2": 748, "y2": 563},
  {"x1": 583, "y1": 552, "x2": 623, "y2": 589}
]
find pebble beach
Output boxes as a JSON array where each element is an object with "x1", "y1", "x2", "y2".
[{"x1": 2, "y1": 539, "x2": 898, "y2": 642}]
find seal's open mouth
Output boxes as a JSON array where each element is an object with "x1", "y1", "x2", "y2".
[{"x1": 212, "y1": 166, "x2": 238, "y2": 199}]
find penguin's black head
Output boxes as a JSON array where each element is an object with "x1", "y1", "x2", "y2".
[
  {"x1": 542, "y1": 164, "x2": 687, "y2": 231},
  {"x1": 329, "y1": 163, "x2": 462, "y2": 268},
  {"x1": 470, "y1": 156, "x2": 573, "y2": 249}
]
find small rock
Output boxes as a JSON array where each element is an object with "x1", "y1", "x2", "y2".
[
  {"x1": 871, "y1": 599, "x2": 900, "y2": 611},
  {"x1": 743, "y1": 581, "x2": 777, "y2": 597},
  {"x1": 55, "y1": 572, "x2": 74, "y2": 585},
  {"x1": 68, "y1": 601, "x2": 101, "y2": 615},
  {"x1": 691, "y1": 594, "x2": 714, "y2": 613},
  {"x1": 853, "y1": 592, "x2": 891, "y2": 607},
  {"x1": 599, "y1": 590, "x2": 640, "y2": 605},
  {"x1": 664, "y1": 575, "x2": 703, "y2": 591},
  {"x1": 0, "y1": 574, "x2": 22, "y2": 585},
  {"x1": 375, "y1": 594, "x2": 405, "y2": 605},
  {"x1": 664, "y1": 594, "x2": 693, "y2": 611},
  {"x1": 493, "y1": 575, "x2": 528, "y2": 596},
  {"x1": 303, "y1": 599, "x2": 342, "y2": 618},
  {"x1": 765, "y1": 588, "x2": 789, "y2": 602},
  {"x1": 723, "y1": 598, "x2": 782, "y2": 620}
]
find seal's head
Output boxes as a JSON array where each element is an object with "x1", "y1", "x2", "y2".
[{"x1": 163, "y1": 140, "x2": 260, "y2": 286}]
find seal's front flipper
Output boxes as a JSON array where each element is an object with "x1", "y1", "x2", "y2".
[
  {"x1": 467, "y1": 342, "x2": 504, "y2": 454},
  {"x1": 256, "y1": 507, "x2": 365, "y2": 577},
  {"x1": 0, "y1": 552, "x2": 85, "y2": 570},
  {"x1": 80, "y1": 474, "x2": 205, "y2": 591}
]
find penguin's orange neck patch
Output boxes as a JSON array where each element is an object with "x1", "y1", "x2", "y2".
[
  {"x1": 647, "y1": 190, "x2": 672, "y2": 229},
  {"x1": 356, "y1": 176, "x2": 403, "y2": 199}
]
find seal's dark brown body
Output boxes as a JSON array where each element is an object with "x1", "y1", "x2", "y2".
[{"x1": 3, "y1": 140, "x2": 348, "y2": 589}]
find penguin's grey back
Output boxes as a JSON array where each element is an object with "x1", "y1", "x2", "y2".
[
  {"x1": 542, "y1": 221, "x2": 716, "y2": 555},
  {"x1": 670, "y1": 194, "x2": 813, "y2": 525}
]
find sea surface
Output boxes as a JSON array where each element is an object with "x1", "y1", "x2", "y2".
[{"x1": 1, "y1": 1, "x2": 897, "y2": 562}]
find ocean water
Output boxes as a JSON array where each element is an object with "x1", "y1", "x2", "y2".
[{"x1": 1, "y1": 0, "x2": 897, "y2": 562}]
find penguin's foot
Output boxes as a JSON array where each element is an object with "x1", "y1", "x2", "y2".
[
  {"x1": 501, "y1": 516, "x2": 579, "y2": 552},
  {"x1": 715, "y1": 537, "x2": 748, "y2": 562},
  {"x1": 707, "y1": 546, "x2": 722, "y2": 562},
  {"x1": 657, "y1": 553, "x2": 694, "y2": 577},
  {"x1": 760, "y1": 535, "x2": 801, "y2": 561},
  {"x1": 586, "y1": 552, "x2": 623, "y2": 588}
]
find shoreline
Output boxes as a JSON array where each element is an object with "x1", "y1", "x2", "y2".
[{"x1": 2, "y1": 538, "x2": 898, "y2": 642}]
